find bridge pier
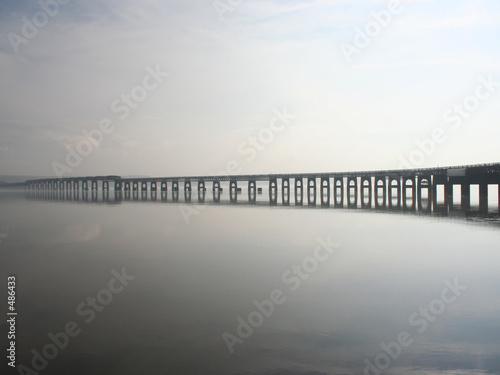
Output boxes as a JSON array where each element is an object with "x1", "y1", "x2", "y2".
[
  {"x1": 307, "y1": 177, "x2": 316, "y2": 206},
  {"x1": 103, "y1": 181, "x2": 109, "y2": 191},
  {"x1": 213, "y1": 180, "x2": 221, "y2": 203},
  {"x1": 479, "y1": 180, "x2": 488, "y2": 211},
  {"x1": 295, "y1": 177, "x2": 303, "y2": 205},
  {"x1": 282, "y1": 178, "x2": 290, "y2": 206},
  {"x1": 402, "y1": 177, "x2": 416, "y2": 210},
  {"x1": 347, "y1": 177, "x2": 357, "y2": 208},
  {"x1": 334, "y1": 177, "x2": 344, "y2": 207},
  {"x1": 388, "y1": 177, "x2": 401, "y2": 209},
  {"x1": 361, "y1": 177, "x2": 371, "y2": 209},
  {"x1": 151, "y1": 181, "x2": 157, "y2": 191},
  {"x1": 375, "y1": 176, "x2": 386, "y2": 209},
  {"x1": 417, "y1": 176, "x2": 431, "y2": 212},
  {"x1": 172, "y1": 181, "x2": 179, "y2": 192},
  {"x1": 248, "y1": 180, "x2": 256, "y2": 204},
  {"x1": 230, "y1": 180, "x2": 237, "y2": 203},
  {"x1": 461, "y1": 183, "x2": 470, "y2": 210},
  {"x1": 161, "y1": 181, "x2": 167, "y2": 192},
  {"x1": 269, "y1": 178, "x2": 278, "y2": 206},
  {"x1": 321, "y1": 176, "x2": 330, "y2": 206}
]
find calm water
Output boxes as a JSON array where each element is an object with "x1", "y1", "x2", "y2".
[{"x1": 1, "y1": 189, "x2": 500, "y2": 375}]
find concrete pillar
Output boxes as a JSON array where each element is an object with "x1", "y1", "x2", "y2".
[
  {"x1": 307, "y1": 177, "x2": 316, "y2": 206},
  {"x1": 269, "y1": 178, "x2": 277, "y2": 206},
  {"x1": 375, "y1": 176, "x2": 386, "y2": 209},
  {"x1": 248, "y1": 180, "x2": 256, "y2": 203},
  {"x1": 103, "y1": 181, "x2": 109, "y2": 191},
  {"x1": 141, "y1": 182, "x2": 148, "y2": 192},
  {"x1": 295, "y1": 177, "x2": 303, "y2": 205},
  {"x1": 388, "y1": 177, "x2": 400, "y2": 208},
  {"x1": 230, "y1": 180, "x2": 237, "y2": 202},
  {"x1": 172, "y1": 181, "x2": 179, "y2": 192},
  {"x1": 479, "y1": 181, "x2": 488, "y2": 211},
  {"x1": 461, "y1": 183, "x2": 470, "y2": 210},
  {"x1": 132, "y1": 181, "x2": 138, "y2": 191},
  {"x1": 347, "y1": 177, "x2": 357, "y2": 208},
  {"x1": 361, "y1": 177, "x2": 371, "y2": 208},
  {"x1": 151, "y1": 182, "x2": 157, "y2": 191},
  {"x1": 321, "y1": 177, "x2": 330, "y2": 206},
  {"x1": 160, "y1": 182, "x2": 167, "y2": 192},
  {"x1": 334, "y1": 177, "x2": 344, "y2": 207}
]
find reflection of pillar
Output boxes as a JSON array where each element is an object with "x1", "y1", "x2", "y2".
[
  {"x1": 282, "y1": 178, "x2": 290, "y2": 206},
  {"x1": 479, "y1": 181, "x2": 488, "y2": 211},
  {"x1": 184, "y1": 187, "x2": 191, "y2": 203},
  {"x1": 444, "y1": 179, "x2": 453, "y2": 206},
  {"x1": 308, "y1": 177, "x2": 316, "y2": 206},
  {"x1": 295, "y1": 177, "x2": 303, "y2": 205},
  {"x1": 269, "y1": 178, "x2": 277, "y2": 206},
  {"x1": 230, "y1": 180, "x2": 237, "y2": 203},
  {"x1": 248, "y1": 180, "x2": 256, "y2": 203},
  {"x1": 361, "y1": 177, "x2": 371, "y2": 208},
  {"x1": 334, "y1": 177, "x2": 344, "y2": 207},
  {"x1": 461, "y1": 183, "x2": 470, "y2": 210},
  {"x1": 321, "y1": 176, "x2": 330, "y2": 206},
  {"x1": 213, "y1": 180, "x2": 221, "y2": 203},
  {"x1": 402, "y1": 177, "x2": 416, "y2": 210},
  {"x1": 375, "y1": 176, "x2": 386, "y2": 209},
  {"x1": 388, "y1": 177, "x2": 400, "y2": 209},
  {"x1": 347, "y1": 177, "x2": 357, "y2": 208}
]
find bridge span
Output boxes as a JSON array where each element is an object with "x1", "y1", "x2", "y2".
[{"x1": 25, "y1": 163, "x2": 500, "y2": 210}]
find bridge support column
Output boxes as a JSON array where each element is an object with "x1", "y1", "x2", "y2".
[
  {"x1": 461, "y1": 183, "x2": 470, "y2": 210},
  {"x1": 402, "y1": 177, "x2": 416, "y2": 210},
  {"x1": 172, "y1": 181, "x2": 179, "y2": 192},
  {"x1": 141, "y1": 182, "x2": 147, "y2": 192},
  {"x1": 161, "y1": 182, "x2": 167, "y2": 192},
  {"x1": 361, "y1": 177, "x2": 371, "y2": 209},
  {"x1": 388, "y1": 177, "x2": 400, "y2": 209},
  {"x1": 347, "y1": 177, "x2": 357, "y2": 208},
  {"x1": 479, "y1": 181, "x2": 488, "y2": 211},
  {"x1": 114, "y1": 181, "x2": 121, "y2": 191},
  {"x1": 321, "y1": 177, "x2": 330, "y2": 206},
  {"x1": 282, "y1": 178, "x2": 290, "y2": 206},
  {"x1": 103, "y1": 181, "x2": 109, "y2": 191},
  {"x1": 334, "y1": 177, "x2": 344, "y2": 207},
  {"x1": 269, "y1": 178, "x2": 278, "y2": 206},
  {"x1": 198, "y1": 180, "x2": 205, "y2": 203},
  {"x1": 375, "y1": 176, "x2": 386, "y2": 209},
  {"x1": 151, "y1": 182, "x2": 157, "y2": 191},
  {"x1": 213, "y1": 180, "x2": 221, "y2": 203},
  {"x1": 83, "y1": 181, "x2": 89, "y2": 191},
  {"x1": 230, "y1": 180, "x2": 237, "y2": 203},
  {"x1": 132, "y1": 181, "x2": 138, "y2": 192},
  {"x1": 295, "y1": 177, "x2": 303, "y2": 205},
  {"x1": 248, "y1": 180, "x2": 256, "y2": 204},
  {"x1": 307, "y1": 177, "x2": 316, "y2": 206},
  {"x1": 445, "y1": 180, "x2": 453, "y2": 206}
]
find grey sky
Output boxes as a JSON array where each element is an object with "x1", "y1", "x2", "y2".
[{"x1": 1, "y1": 0, "x2": 499, "y2": 178}]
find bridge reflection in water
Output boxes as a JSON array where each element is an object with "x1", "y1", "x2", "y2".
[
  {"x1": 26, "y1": 163, "x2": 500, "y2": 213},
  {"x1": 25, "y1": 171, "x2": 500, "y2": 228}
]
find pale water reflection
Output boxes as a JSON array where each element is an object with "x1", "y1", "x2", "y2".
[{"x1": 1, "y1": 190, "x2": 500, "y2": 375}]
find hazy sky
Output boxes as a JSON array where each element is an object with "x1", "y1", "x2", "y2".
[{"x1": 0, "y1": 0, "x2": 499, "y2": 178}]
